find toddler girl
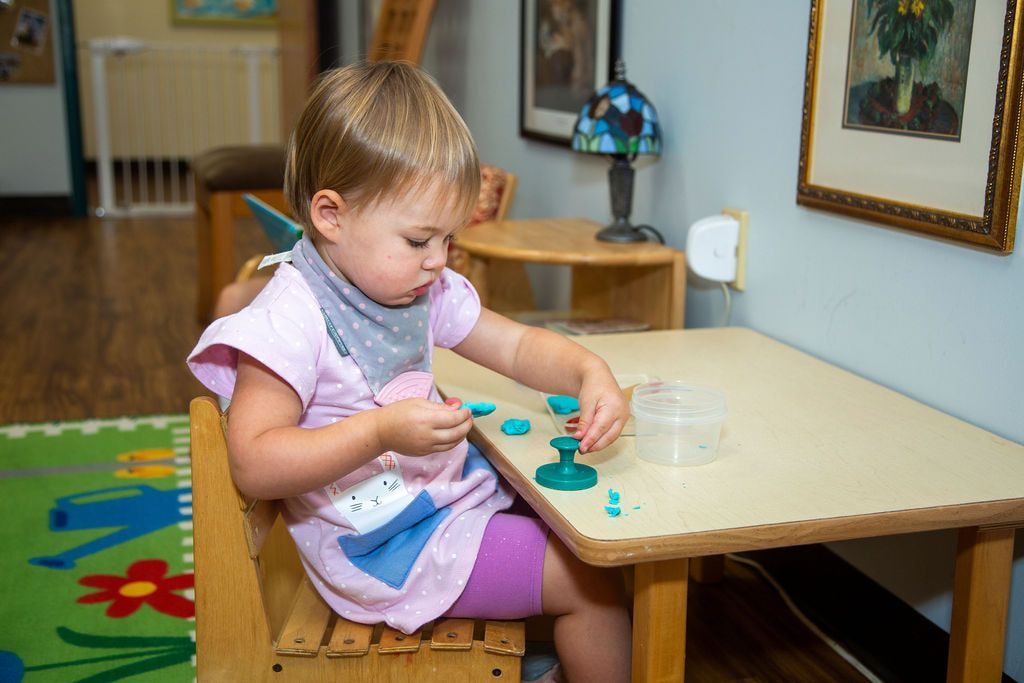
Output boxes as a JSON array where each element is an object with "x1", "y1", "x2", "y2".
[{"x1": 188, "y1": 61, "x2": 631, "y2": 682}]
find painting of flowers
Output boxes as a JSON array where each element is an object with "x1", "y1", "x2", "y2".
[
  {"x1": 843, "y1": 0, "x2": 975, "y2": 140},
  {"x1": 797, "y1": 0, "x2": 1023, "y2": 252}
]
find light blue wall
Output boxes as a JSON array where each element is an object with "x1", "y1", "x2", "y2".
[
  {"x1": 422, "y1": 1, "x2": 1023, "y2": 676},
  {"x1": 0, "y1": 0, "x2": 70, "y2": 197}
]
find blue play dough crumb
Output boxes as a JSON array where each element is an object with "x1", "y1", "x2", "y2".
[
  {"x1": 547, "y1": 395, "x2": 580, "y2": 414},
  {"x1": 462, "y1": 401, "x2": 496, "y2": 417},
  {"x1": 632, "y1": 505, "x2": 641, "y2": 510},
  {"x1": 604, "y1": 505, "x2": 621, "y2": 517},
  {"x1": 501, "y1": 418, "x2": 531, "y2": 435},
  {"x1": 698, "y1": 443, "x2": 708, "y2": 449},
  {"x1": 607, "y1": 488, "x2": 620, "y2": 505}
]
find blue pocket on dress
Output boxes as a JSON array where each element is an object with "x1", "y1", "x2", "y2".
[{"x1": 337, "y1": 489, "x2": 450, "y2": 589}]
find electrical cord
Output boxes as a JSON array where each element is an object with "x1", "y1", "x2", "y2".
[
  {"x1": 719, "y1": 281, "x2": 732, "y2": 326},
  {"x1": 636, "y1": 224, "x2": 665, "y2": 244},
  {"x1": 725, "y1": 554, "x2": 883, "y2": 683}
]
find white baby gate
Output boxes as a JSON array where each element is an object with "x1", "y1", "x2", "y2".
[{"x1": 81, "y1": 37, "x2": 281, "y2": 217}]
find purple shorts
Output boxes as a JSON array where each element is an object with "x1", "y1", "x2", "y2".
[{"x1": 443, "y1": 512, "x2": 550, "y2": 620}]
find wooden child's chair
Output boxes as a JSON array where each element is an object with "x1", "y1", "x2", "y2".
[{"x1": 188, "y1": 396, "x2": 524, "y2": 681}]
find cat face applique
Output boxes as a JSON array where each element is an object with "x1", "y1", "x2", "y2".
[{"x1": 325, "y1": 454, "x2": 414, "y2": 534}]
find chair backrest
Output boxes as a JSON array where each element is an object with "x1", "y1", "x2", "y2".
[
  {"x1": 446, "y1": 166, "x2": 518, "y2": 279},
  {"x1": 189, "y1": 397, "x2": 308, "y2": 663},
  {"x1": 368, "y1": 0, "x2": 437, "y2": 64},
  {"x1": 471, "y1": 165, "x2": 518, "y2": 225}
]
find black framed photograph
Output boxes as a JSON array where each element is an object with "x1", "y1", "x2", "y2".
[
  {"x1": 797, "y1": 0, "x2": 1024, "y2": 252},
  {"x1": 520, "y1": 0, "x2": 620, "y2": 146}
]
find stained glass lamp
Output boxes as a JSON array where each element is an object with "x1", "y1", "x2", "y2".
[{"x1": 571, "y1": 59, "x2": 662, "y2": 243}]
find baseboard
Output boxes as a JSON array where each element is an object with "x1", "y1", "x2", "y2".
[
  {"x1": 0, "y1": 195, "x2": 73, "y2": 217},
  {"x1": 737, "y1": 545, "x2": 1018, "y2": 682}
]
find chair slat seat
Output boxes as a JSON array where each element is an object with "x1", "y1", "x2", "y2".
[
  {"x1": 378, "y1": 626, "x2": 424, "y2": 654},
  {"x1": 484, "y1": 620, "x2": 526, "y2": 656},
  {"x1": 275, "y1": 578, "x2": 333, "y2": 656},
  {"x1": 429, "y1": 618, "x2": 475, "y2": 651},
  {"x1": 326, "y1": 618, "x2": 374, "y2": 658}
]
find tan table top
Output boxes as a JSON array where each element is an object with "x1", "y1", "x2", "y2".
[
  {"x1": 433, "y1": 328, "x2": 1024, "y2": 566},
  {"x1": 456, "y1": 217, "x2": 680, "y2": 266}
]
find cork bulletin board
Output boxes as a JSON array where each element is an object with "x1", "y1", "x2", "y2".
[{"x1": 0, "y1": 0, "x2": 55, "y2": 84}]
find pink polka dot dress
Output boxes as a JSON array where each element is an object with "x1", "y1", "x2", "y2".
[{"x1": 188, "y1": 265, "x2": 515, "y2": 633}]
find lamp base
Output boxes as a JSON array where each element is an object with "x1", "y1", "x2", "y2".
[{"x1": 596, "y1": 220, "x2": 649, "y2": 243}]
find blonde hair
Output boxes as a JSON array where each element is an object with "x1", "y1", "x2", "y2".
[{"x1": 285, "y1": 61, "x2": 481, "y2": 232}]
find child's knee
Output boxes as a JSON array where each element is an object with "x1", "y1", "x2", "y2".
[{"x1": 543, "y1": 537, "x2": 626, "y2": 611}]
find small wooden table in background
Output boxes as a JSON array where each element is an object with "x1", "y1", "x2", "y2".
[{"x1": 456, "y1": 218, "x2": 686, "y2": 329}]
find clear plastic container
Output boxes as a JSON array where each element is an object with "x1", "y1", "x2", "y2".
[{"x1": 631, "y1": 381, "x2": 727, "y2": 466}]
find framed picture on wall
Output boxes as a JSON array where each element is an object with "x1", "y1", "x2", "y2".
[
  {"x1": 520, "y1": 0, "x2": 620, "y2": 146},
  {"x1": 171, "y1": 0, "x2": 277, "y2": 27},
  {"x1": 796, "y1": 0, "x2": 1024, "y2": 252},
  {"x1": 0, "y1": 0, "x2": 53, "y2": 84}
]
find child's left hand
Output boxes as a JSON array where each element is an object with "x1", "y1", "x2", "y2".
[{"x1": 574, "y1": 374, "x2": 629, "y2": 454}]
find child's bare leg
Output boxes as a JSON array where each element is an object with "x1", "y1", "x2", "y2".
[{"x1": 543, "y1": 535, "x2": 631, "y2": 682}]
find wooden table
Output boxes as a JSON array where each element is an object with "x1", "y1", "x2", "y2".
[
  {"x1": 433, "y1": 328, "x2": 1024, "y2": 682},
  {"x1": 456, "y1": 218, "x2": 686, "y2": 329}
]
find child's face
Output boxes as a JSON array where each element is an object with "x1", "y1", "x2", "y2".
[{"x1": 316, "y1": 182, "x2": 465, "y2": 307}]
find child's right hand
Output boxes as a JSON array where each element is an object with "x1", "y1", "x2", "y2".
[{"x1": 376, "y1": 399, "x2": 473, "y2": 456}]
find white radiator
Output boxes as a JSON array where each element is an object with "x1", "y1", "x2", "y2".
[{"x1": 81, "y1": 37, "x2": 281, "y2": 217}]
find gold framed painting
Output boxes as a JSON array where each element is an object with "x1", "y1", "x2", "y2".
[{"x1": 797, "y1": 0, "x2": 1024, "y2": 252}]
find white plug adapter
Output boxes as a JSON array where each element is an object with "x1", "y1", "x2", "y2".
[{"x1": 686, "y1": 214, "x2": 740, "y2": 283}]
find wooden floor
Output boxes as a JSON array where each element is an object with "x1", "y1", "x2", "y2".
[
  {"x1": 0, "y1": 211, "x2": 872, "y2": 682},
  {"x1": 0, "y1": 211, "x2": 267, "y2": 422}
]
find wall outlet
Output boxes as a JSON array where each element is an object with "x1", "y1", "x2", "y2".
[{"x1": 722, "y1": 208, "x2": 748, "y2": 291}]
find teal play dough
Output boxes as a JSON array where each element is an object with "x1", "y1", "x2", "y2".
[
  {"x1": 462, "y1": 401, "x2": 496, "y2": 417},
  {"x1": 547, "y1": 395, "x2": 580, "y2": 414},
  {"x1": 500, "y1": 419, "x2": 531, "y2": 435}
]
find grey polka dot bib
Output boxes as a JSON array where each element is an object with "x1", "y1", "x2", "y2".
[{"x1": 290, "y1": 236, "x2": 431, "y2": 397}]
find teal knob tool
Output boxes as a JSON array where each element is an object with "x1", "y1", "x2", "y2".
[{"x1": 536, "y1": 436, "x2": 597, "y2": 491}]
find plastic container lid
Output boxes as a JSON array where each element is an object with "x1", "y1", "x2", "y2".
[{"x1": 630, "y1": 381, "x2": 728, "y2": 425}]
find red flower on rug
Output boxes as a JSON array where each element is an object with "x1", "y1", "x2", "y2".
[{"x1": 77, "y1": 559, "x2": 194, "y2": 619}]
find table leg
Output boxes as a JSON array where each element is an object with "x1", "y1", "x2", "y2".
[
  {"x1": 632, "y1": 558, "x2": 688, "y2": 683},
  {"x1": 946, "y1": 526, "x2": 1015, "y2": 682}
]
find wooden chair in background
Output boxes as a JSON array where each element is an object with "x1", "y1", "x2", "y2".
[
  {"x1": 368, "y1": 0, "x2": 437, "y2": 63},
  {"x1": 193, "y1": 148, "x2": 289, "y2": 322},
  {"x1": 188, "y1": 396, "x2": 524, "y2": 681},
  {"x1": 447, "y1": 165, "x2": 534, "y2": 314}
]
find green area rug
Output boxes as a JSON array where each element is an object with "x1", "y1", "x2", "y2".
[{"x1": 0, "y1": 416, "x2": 195, "y2": 682}]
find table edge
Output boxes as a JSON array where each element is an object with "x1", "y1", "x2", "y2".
[
  {"x1": 457, "y1": 220, "x2": 681, "y2": 266},
  {"x1": 467, "y1": 429, "x2": 1024, "y2": 567}
]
